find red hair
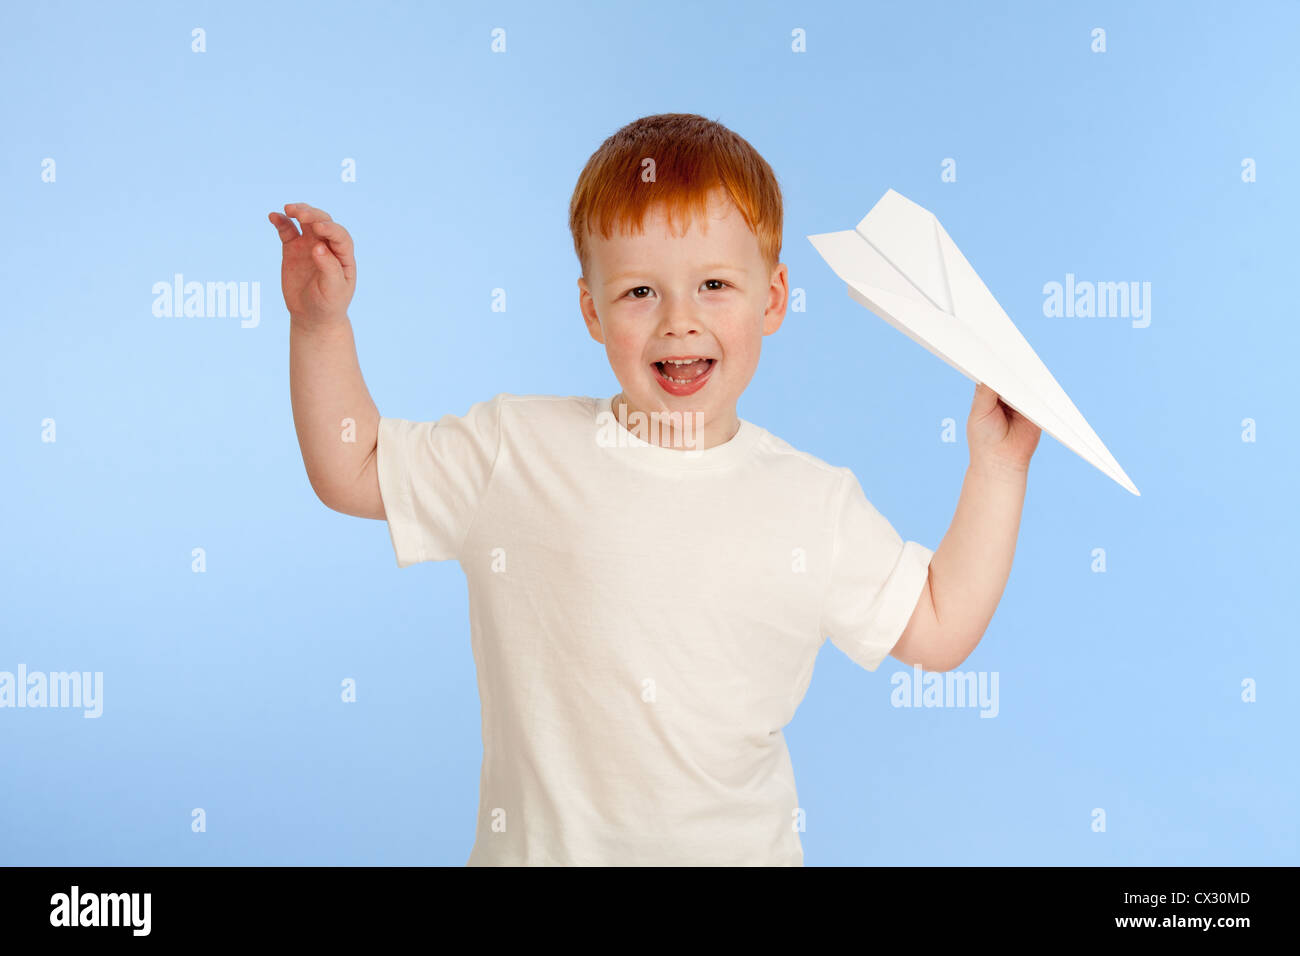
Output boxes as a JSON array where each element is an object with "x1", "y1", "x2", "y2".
[{"x1": 568, "y1": 113, "x2": 784, "y2": 279}]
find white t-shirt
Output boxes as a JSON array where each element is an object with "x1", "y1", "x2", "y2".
[{"x1": 377, "y1": 393, "x2": 934, "y2": 866}]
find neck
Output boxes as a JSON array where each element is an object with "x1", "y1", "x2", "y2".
[{"x1": 610, "y1": 392, "x2": 739, "y2": 451}]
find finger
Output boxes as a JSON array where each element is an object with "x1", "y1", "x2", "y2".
[
  {"x1": 309, "y1": 221, "x2": 356, "y2": 281},
  {"x1": 311, "y1": 237, "x2": 344, "y2": 281},
  {"x1": 1015, "y1": 409, "x2": 1043, "y2": 437},
  {"x1": 970, "y1": 381, "x2": 1001, "y2": 420},
  {"x1": 283, "y1": 202, "x2": 334, "y2": 228},
  {"x1": 268, "y1": 211, "x2": 301, "y2": 243}
]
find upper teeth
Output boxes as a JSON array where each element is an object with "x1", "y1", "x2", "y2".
[{"x1": 659, "y1": 358, "x2": 711, "y2": 385}]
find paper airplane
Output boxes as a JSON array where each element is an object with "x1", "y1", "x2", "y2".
[{"x1": 808, "y1": 189, "x2": 1140, "y2": 496}]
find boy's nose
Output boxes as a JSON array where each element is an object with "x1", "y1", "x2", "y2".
[{"x1": 656, "y1": 305, "x2": 703, "y2": 337}]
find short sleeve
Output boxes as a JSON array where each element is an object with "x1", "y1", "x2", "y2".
[
  {"x1": 376, "y1": 394, "x2": 505, "y2": 566},
  {"x1": 822, "y1": 469, "x2": 934, "y2": 672}
]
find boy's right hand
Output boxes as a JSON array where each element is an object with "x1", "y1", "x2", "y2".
[{"x1": 269, "y1": 203, "x2": 356, "y2": 320}]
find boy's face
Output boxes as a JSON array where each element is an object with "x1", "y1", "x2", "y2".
[{"x1": 578, "y1": 189, "x2": 787, "y2": 448}]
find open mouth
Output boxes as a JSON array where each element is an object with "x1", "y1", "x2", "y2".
[{"x1": 652, "y1": 357, "x2": 716, "y2": 395}]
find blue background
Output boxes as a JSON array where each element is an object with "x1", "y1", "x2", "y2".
[{"x1": 2, "y1": 0, "x2": 1295, "y2": 865}]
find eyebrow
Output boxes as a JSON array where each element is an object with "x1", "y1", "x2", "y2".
[{"x1": 602, "y1": 263, "x2": 745, "y2": 287}]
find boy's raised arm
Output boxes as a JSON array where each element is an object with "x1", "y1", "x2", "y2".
[
  {"x1": 270, "y1": 203, "x2": 384, "y2": 520},
  {"x1": 890, "y1": 383, "x2": 1041, "y2": 671}
]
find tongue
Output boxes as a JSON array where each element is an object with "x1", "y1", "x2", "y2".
[{"x1": 661, "y1": 359, "x2": 709, "y2": 380}]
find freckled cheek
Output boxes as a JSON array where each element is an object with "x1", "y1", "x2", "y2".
[
  {"x1": 715, "y1": 325, "x2": 760, "y2": 368},
  {"x1": 723, "y1": 346, "x2": 757, "y2": 377},
  {"x1": 605, "y1": 343, "x2": 650, "y2": 379},
  {"x1": 605, "y1": 329, "x2": 648, "y2": 371}
]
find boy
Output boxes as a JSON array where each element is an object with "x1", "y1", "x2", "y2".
[{"x1": 269, "y1": 113, "x2": 1041, "y2": 866}]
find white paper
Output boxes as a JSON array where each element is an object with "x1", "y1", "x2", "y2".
[{"x1": 808, "y1": 189, "x2": 1140, "y2": 496}]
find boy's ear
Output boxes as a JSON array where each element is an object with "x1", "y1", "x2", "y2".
[
  {"x1": 761, "y1": 262, "x2": 789, "y2": 336},
  {"x1": 578, "y1": 276, "x2": 606, "y2": 344}
]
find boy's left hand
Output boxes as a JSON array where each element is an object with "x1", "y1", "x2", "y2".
[{"x1": 967, "y1": 382, "x2": 1042, "y2": 474}]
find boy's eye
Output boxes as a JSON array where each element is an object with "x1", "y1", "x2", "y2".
[{"x1": 622, "y1": 280, "x2": 730, "y2": 299}]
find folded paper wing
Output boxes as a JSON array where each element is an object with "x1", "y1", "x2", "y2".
[{"x1": 808, "y1": 189, "x2": 1139, "y2": 496}]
